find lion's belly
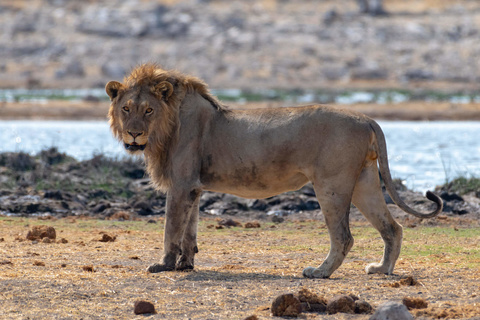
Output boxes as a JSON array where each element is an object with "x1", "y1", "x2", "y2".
[{"x1": 202, "y1": 171, "x2": 310, "y2": 199}]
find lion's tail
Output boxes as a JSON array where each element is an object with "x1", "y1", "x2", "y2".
[{"x1": 369, "y1": 120, "x2": 443, "y2": 219}]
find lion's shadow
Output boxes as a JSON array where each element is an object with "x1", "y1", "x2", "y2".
[{"x1": 178, "y1": 269, "x2": 304, "y2": 282}]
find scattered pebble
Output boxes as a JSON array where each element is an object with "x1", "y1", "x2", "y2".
[
  {"x1": 99, "y1": 233, "x2": 116, "y2": 242},
  {"x1": 26, "y1": 225, "x2": 56, "y2": 241},
  {"x1": 386, "y1": 275, "x2": 419, "y2": 287},
  {"x1": 33, "y1": 261, "x2": 45, "y2": 266},
  {"x1": 326, "y1": 295, "x2": 355, "y2": 314},
  {"x1": 109, "y1": 211, "x2": 131, "y2": 221},
  {"x1": 297, "y1": 288, "x2": 327, "y2": 312},
  {"x1": 82, "y1": 265, "x2": 94, "y2": 272},
  {"x1": 218, "y1": 218, "x2": 242, "y2": 228},
  {"x1": 0, "y1": 260, "x2": 13, "y2": 265},
  {"x1": 402, "y1": 297, "x2": 428, "y2": 310},
  {"x1": 134, "y1": 300, "x2": 156, "y2": 314},
  {"x1": 57, "y1": 238, "x2": 68, "y2": 244},
  {"x1": 369, "y1": 301, "x2": 413, "y2": 320},
  {"x1": 271, "y1": 293, "x2": 302, "y2": 317},
  {"x1": 129, "y1": 256, "x2": 140, "y2": 260},
  {"x1": 243, "y1": 316, "x2": 258, "y2": 320},
  {"x1": 244, "y1": 221, "x2": 261, "y2": 228}
]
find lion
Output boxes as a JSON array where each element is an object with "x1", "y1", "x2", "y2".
[{"x1": 105, "y1": 63, "x2": 442, "y2": 278}]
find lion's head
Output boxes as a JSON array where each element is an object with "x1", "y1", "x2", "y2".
[
  {"x1": 105, "y1": 64, "x2": 183, "y2": 156},
  {"x1": 105, "y1": 63, "x2": 224, "y2": 191}
]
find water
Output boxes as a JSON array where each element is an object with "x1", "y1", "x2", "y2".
[{"x1": 1, "y1": 120, "x2": 479, "y2": 192}]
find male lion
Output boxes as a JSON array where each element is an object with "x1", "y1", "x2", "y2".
[{"x1": 106, "y1": 64, "x2": 442, "y2": 278}]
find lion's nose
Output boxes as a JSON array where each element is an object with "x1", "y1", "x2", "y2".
[{"x1": 128, "y1": 131, "x2": 143, "y2": 138}]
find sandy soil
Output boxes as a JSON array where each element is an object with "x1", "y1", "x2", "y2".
[
  {"x1": 2, "y1": 100, "x2": 480, "y2": 121},
  {"x1": 1, "y1": 215, "x2": 479, "y2": 319}
]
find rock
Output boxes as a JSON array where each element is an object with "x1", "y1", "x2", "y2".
[
  {"x1": 26, "y1": 225, "x2": 56, "y2": 241},
  {"x1": 244, "y1": 221, "x2": 261, "y2": 228},
  {"x1": 369, "y1": 301, "x2": 414, "y2": 320},
  {"x1": 271, "y1": 215, "x2": 285, "y2": 223},
  {"x1": 402, "y1": 297, "x2": 428, "y2": 310},
  {"x1": 92, "y1": 201, "x2": 111, "y2": 213},
  {"x1": 297, "y1": 288, "x2": 327, "y2": 312},
  {"x1": 440, "y1": 191, "x2": 464, "y2": 202},
  {"x1": 271, "y1": 293, "x2": 302, "y2": 317},
  {"x1": 243, "y1": 316, "x2": 258, "y2": 320},
  {"x1": 218, "y1": 218, "x2": 242, "y2": 228},
  {"x1": 99, "y1": 233, "x2": 116, "y2": 242},
  {"x1": 82, "y1": 265, "x2": 94, "y2": 272},
  {"x1": 355, "y1": 300, "x2": 374, "y2": 314},
  {"x1": 326, "y1": 295, "x2": 355, "y2": 314},
  {"x1": 134, "y1": 300, "x2": 156, "y2": 315}
]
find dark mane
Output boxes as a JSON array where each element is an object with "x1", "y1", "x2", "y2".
[{"x1": 125, "y1": 63, "x2": 228, "y2": 112}]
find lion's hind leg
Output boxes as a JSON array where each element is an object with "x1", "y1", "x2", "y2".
[
  {"x1": 351, "y1": 165, "x2": 403, "y2": 275},
  {"x1": 303, "y1": 184, "x2": 355, "y2": 279}
]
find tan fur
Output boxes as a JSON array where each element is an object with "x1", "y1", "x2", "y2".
[{"x1": 106, "y1": 64, "x2": 442, "y2": 278}]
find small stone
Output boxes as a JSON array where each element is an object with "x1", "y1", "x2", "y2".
[
  {"x1": 33, "y1": 261, "x2": 45, "y2": 266},
  {"x1": 369, "y1": 301, "x2": 414, "y2": 320},
  {"x1": 57, "y1": 238, "x2": 68, "y2": 244},
  {"x1": 326, "y1": 295, "x2": 355, "y2": 314},
  {"x1": 82, "y1": 265, "x2": 94, "y2": 272},
  {"x1": 297, "y1": 288, "x2": 327, "y2": 312},
  {"x1": 243, "y1": 316, "x2": 258, "y2": 320},
  {"x1": 218, "y1": 218, "x2": 242, "y2": 228},
  {"x1": 355, "y1": 300, "x2": 374, "y2": 314},
  {"x1": 271, "y1": 293, "x2": 302, "y2": 317},
  {"x1": 244, "y1": 221, "x2": 261, "y2": 228},
  {"x1": 42, "y1": 237, "x2": 52, "y2": 243},
  {"x1": 99, "y1": 233, "x2": 116, "y2": 242},
  {"x1": 26, "y1": 225, "x2": 56, "y2": 241},
  {"x1": 134, "y1": 300, "x2": 156, "y2": 314},
  {"x1": 402, "y1": 297, "x2": 428, "y2": 309}
]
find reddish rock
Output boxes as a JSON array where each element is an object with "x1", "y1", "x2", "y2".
[
  {"x1": 271, "y1": 293, "x2": 302, "y2": 317},
  {"x1": 326, "y1": 295, "x2": 355, "y2": 314},
  {"x1": 134, "y1": 300, "x2": 156, "y2": 314},
  {"x1": 99, "y1": 233, "x2": 116, "y2": 242},
  {"x1": 26, "y1": 225, "x2": 56, "y2": 241},
  {"x1": 297, "y1": 288, "x2": 327, "y2": 312},
  {"x1": 82, "y1": 265, "x2": 94, "y2": 272},
  {"x1": 218, "y1": 218, "x2": 242, "y2": 228},
  {"x1": 402, "y1": 297, "x2": 428, "y2": 310},
  {"x1": 244, "y1": 221, "x2": 261, "y2": 228}
]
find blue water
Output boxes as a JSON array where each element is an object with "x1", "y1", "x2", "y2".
[{"x1": 1, "y1": 120, "x2": 479, "y2": 192}]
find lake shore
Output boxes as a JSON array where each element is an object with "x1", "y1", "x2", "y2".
[{"x1": 2, "y1": 100, "x2": 480, "y2": 121}]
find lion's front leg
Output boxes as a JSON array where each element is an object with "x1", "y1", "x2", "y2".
[
  {"x1": 147, "y1": 188, "x2": 200, "y2": 273},
  {"x1": 176, "y1": 189, "x2": 201, "y2": 271}
]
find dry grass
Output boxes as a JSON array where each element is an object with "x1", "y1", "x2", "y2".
[{"x1": 1, "y1": 216, "x2": 479, "y2": 319}]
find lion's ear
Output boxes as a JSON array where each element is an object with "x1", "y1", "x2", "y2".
[
  {"x1": 152, "y1": 81, "x2": 174, "y2": 101},
  {"x1": 105, "y1": 81, "x2": 124, "y2": 101}
]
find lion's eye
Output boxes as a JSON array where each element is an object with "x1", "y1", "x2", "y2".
[
  {"x1": 145, "y1": 108, "x2": 153, "y2": 114},
  {"x1": 122, "y1": 106, "x2": 130, "y2": 112}
]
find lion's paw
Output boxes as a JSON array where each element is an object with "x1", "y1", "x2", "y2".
[
  {"x1": 365, "y1": 263, "x2": 390, "y2": 275},
  {"x1": 302, "y1": 267, "x2": 330, "y2": 279},
  {"x1": 147, "y1": 263, "x2": 174, "y2": 273}
]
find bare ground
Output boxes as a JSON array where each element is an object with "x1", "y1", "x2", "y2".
[{"x1": 1, "y1": 214, "x2": 479, "y2": 319}]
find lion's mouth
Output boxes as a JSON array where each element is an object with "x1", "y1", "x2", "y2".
[{"x1": 124, "y1": 143, "x2": 146, "y2": 152}]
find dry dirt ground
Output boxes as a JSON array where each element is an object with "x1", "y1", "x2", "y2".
[
  {"x1": 1, "y1": 214, "x2": 479, "y2": 319},
  {"x1": 2, "y1": 100, "x2": 480, "y2": 121}
]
